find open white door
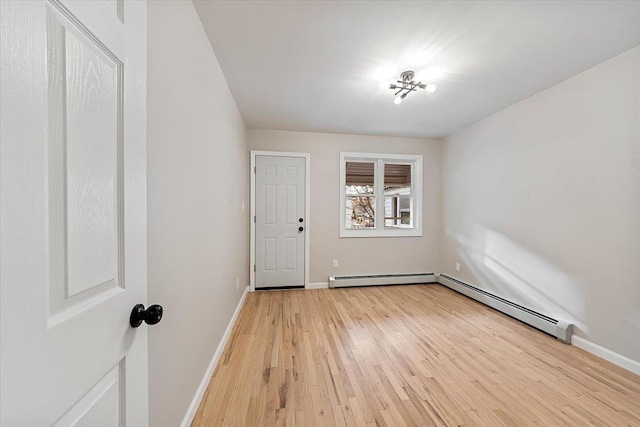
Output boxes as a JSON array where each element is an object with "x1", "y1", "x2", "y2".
[{"x1": 1, "y1": 1, "x2": 149, "y2": 425}]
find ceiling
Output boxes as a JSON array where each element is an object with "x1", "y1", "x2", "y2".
[{"x1": 194, "y1": 1, "x2": 640, "y2": 138}]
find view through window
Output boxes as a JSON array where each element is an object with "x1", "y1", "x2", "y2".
[
  {"x1": 341, "y1": 153, "x2": 422, "y2": 237},
  {"x1": 345, "y1": 161, "x2": 375, "y2": 229},
  {"x1": 384, "y1": 164, "x2": 412, "y2": 228}
]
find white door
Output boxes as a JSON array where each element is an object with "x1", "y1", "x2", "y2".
[
  {"x1": 1, "y1": 1, "x2": 149, "y2": 426},
  {"x1": 255, "y1": 155, "x2": 306, "y2": 289}
]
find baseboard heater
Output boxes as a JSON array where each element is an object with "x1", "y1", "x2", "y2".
[
  {"x1": 438, "y1": 274, "x2": 573, "y2": 344},
  {"x1": 329, "y1": 273, "x2": 436, "y2": 288}
]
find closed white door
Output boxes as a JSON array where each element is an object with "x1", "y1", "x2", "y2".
[
  {"x1": 1, "y1": 1, "x2": 149, "y2": 426},
  {"x1": 255, "y1": 156, "x2": 306, "y2": 288}
]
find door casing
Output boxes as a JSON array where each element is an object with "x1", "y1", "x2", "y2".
[{"x1": 250, "y1": 151, "x2": 310, "y2": 291}]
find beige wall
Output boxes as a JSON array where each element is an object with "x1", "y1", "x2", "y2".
[
  {"x1": 441, "y1": 46, "x2": 640, "y2": 363},
  {"x1": 249, "y1": 130, "x2": 441, "y2": 283},
  {"x1": 147, "y1": 2, "x2": 249, "y2": 426}
]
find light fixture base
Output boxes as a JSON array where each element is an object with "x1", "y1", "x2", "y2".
[{"x1": 400, "y1": 70, "x2": 415, "y2": 82}]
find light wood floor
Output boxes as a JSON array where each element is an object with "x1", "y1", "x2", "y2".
[{"x1": 192, "y1": 285, "x2": 640, "y2": 426}]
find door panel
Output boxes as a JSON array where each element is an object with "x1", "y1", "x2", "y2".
[
  {"x1": 255, "y1": 156, "x2": 306, "y2": 288},
  {"x1": 285, "y1": 185, "x2": 297, "y2": 224},
  {"x1": 264, "y1": 184, "x2": 276, "y2": 224},
  {"x1": 265, "y1": 238, "x2": 276, "y2": 271},
  {"x1": 47, "y1": 1, "x2": 122, "y2": 316},
  {"x1": 285, "y1": 238, "x2": 297, "y2": 270},
  {"x1": 63, "y1": 19, "x2": 120, "y2": 297},
  {"x1": 51, "y1": 362, "x2": 122, "y2": 427},
  {"x1": 0, "y1": 1, "x2": 148, "y2": 425}
]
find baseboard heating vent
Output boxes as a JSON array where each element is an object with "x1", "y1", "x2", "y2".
[
  {"x1": 329, "y1": 273, "x2": 436, "y2": 289},
  {"x1": 438, "y1": 274, "x2": 573, "y2": 343}
]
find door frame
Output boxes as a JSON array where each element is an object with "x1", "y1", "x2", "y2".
[{"x1": 250, "y1": 150, "x2": 310, "y2": 291}]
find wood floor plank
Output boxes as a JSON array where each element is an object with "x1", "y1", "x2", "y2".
[{"x1": 191, "y1": 285, "x2": 640, "y2": 426}]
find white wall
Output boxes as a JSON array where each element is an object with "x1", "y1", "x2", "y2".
[
  {"x1": 147, "y1": 2, "x2": 248, "y2": 426},
  {"x1": 249, "y1": 130, "x2": 441, "y2": 284},
  {"x1": 441, "y1": 46, "x2": 640, "y2": 364}
]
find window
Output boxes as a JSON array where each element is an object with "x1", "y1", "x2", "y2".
[{"x1": 340, "y1": 152, "x2": 422, "y2": 237}]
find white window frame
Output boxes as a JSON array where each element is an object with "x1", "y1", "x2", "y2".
[{"x1": 340, "y1": 152, "x2": 423, "y2": 238}]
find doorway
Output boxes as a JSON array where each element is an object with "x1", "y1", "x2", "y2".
[{"x1": 250, "y1": 151, "x2": 310, "y2": 290}]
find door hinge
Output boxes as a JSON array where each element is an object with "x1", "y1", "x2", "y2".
[
  {"x1": 253, "y1": 166, "x2": 256, "y2": 173},
  {"x1": 254, "y1": 215, "x2": 256, "y2": 223},
  {"x1": 253, "y1": 264, "x2": 256, "y2": 272}
]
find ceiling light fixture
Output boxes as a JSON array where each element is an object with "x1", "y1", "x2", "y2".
[{"x1": 383, "y1": 70, "x2": 436, "y2": 104}]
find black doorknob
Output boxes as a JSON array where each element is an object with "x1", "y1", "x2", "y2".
[
  {"x1": 299, "y1": 218, "x2": 303, "y2": 223},
  {"x1": 130, "y1": 304, "x2": 163, "y2": 328},
  {"x1": 298, "y1": 226, "x2": 304, "y2": 232}
]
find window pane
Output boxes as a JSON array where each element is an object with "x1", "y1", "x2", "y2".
[
  {"x1": 384, "y1": 163, "x2": 412, "y2": 228},
  {"x1": 384, "y1": 196, "x2": 412, "y2": 228},
  {"x1": 384, "y1": 163, "x2": 411, "y2": 196},
  {"x1": 346, "y1": 161, "x2": 374, "y2": 195},
  {"x1": 346, "y1": 196, "x2": 376, "y2": 229}
]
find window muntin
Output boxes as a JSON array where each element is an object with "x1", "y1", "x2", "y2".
[{"x1": 340, "y1": 153, "x2": 422, "y2": 238}]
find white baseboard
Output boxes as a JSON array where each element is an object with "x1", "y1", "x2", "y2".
[
  {"x1": 180, "y1": 285, "x2": 250, "y2": 427},
  {"x1": 571, "y1": 335, "x2": 640, "y2": 375},
  {"x1": 306, "y1": 282, "x2": 328, "y2": 289},
  {"x1": 330, "y1": 273, "x2": 436, "y2": 288}
]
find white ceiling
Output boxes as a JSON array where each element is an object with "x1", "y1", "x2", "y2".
[{"x1": 194, "y1": 1, "x2": 640, "y2": 138}]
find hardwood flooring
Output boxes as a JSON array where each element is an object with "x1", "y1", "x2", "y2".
[{"x1": 192, "y1": 285, "x2": 640, "y2": 426}]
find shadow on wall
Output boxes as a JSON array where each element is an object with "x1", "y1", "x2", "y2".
[{"x1": 446, "y1": 227, "x2": 588, "y2": 337}]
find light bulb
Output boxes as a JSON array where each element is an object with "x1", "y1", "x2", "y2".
[
  {"x1": 425, "y1": 84, "x2": 437, "y2": 93},
  {"x1": 394, "y1": 95, "x2": 403, "y2": 105},
  {"x1": 379, "y1": 81, "x2": 390, "y2": 89}
]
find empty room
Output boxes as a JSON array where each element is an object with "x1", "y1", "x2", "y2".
[{"x1": 1, "y1": 0, "x2": 639, "y2": 426}]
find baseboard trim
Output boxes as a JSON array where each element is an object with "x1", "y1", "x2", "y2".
[
  {"x1": 329, "y1": 273, "x2": 436, "y2": 288},
  {"x1": 306, "y1": 282, "x2": 328, "y2": 289},
  {"x1": 180, "y1": 285, "x2": 249, "y2": 427},
  {"x1": 571, "y1": 335, "x2": 640, "y2": 375}
]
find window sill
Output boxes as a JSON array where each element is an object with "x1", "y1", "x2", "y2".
[{"x1": 339, "y1": 229, "x2": 423, "y2": 238}]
